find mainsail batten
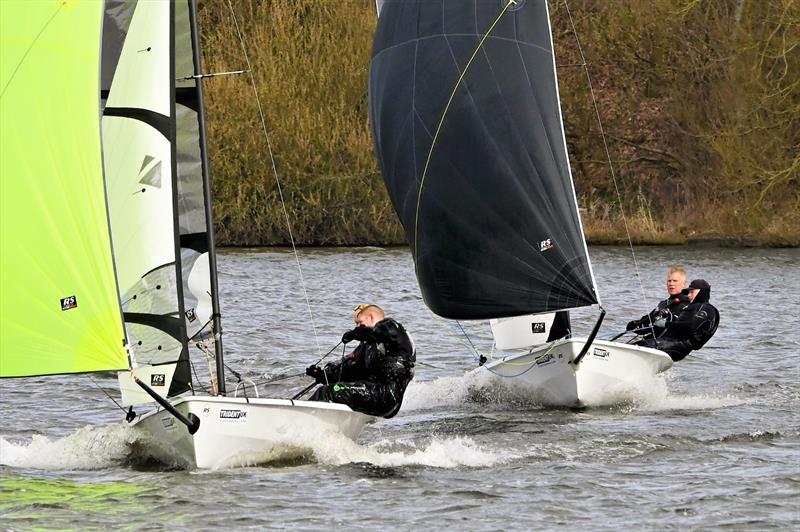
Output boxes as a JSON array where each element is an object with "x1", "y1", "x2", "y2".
[
  {"x1": 370, "y1": 0, "x2": 598, "y2": 320},
  {"x1": 0, "y1": 2, "x2": 128, "y2": 377}
]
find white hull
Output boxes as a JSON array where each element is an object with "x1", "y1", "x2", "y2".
[
  {"x1": 475, "y1": 338, "x2": 673, "y2": 408},
  {"x1": 130, "y1": 396, "x2": 373, "y2": 469}
]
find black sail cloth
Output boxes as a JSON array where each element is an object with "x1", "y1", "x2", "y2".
[{"x1": 369, "y1": 0, "x2": 598, "y2": 319}]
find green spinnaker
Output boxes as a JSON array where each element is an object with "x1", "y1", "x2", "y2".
[{"x1": 0, "y1": 1, "x2": 128, "y2": 376}]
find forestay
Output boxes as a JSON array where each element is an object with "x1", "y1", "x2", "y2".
[{"x1": 369, "y1": 0, "x2": 598, "y2": 320}]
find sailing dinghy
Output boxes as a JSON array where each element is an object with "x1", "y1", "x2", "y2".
[
  {"x1": 1, "y1": 0, "x2": 370, "y2": 469},
  {"x1": 368, "y1": 0, "x2": 672, "y2": 407}
]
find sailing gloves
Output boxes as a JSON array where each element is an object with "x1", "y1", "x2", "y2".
[
  {"x1": 306, "y1": 365, "x2": 324, "y2": 383},
  {"x1": 342, "y1": 325, "x2": 373, "y2": 344},
  {"x1": 626, "y1": 310, "x2": 671, "y2": 331},
  {"x1": 652, "y1": 309, "x2": 671, "y2": 329}
]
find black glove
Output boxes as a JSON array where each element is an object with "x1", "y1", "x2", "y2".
[
  {"x1": 626, "y1": 320, "x2": 639, "y2": 331},
  {"x1": 305, "y1": 365, "x2": 323, "y2": 382},
  {"x1": 653, "y1": 310, "x2": 671, "y2": 329},
  {"x1": 342, "y1": 325, "x2": 374, "y2": 344}
]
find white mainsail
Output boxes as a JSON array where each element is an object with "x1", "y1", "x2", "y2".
[{"x1": 103, "y1": 1, "x2": 185, "y2": 405}]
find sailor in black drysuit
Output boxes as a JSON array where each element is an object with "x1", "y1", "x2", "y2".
[
  {"x1": 635, "y1": 279, "x2": 719, "y2": 362},
  {"x1": 626, "y1": 292, "x2": 691, "y2": 339},
  {"x1": 306, "y1": 305, "x2": 415, "y2": 418}
]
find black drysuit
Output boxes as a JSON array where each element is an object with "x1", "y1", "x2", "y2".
[
  {"x1": 309, "y1": 318, "x2": 415, "y2": 418},
  {"x1": 627, "y1": 293, "x2": 691, "y2": 338},
  {"x1": 636, "y1": 288, "x2": 719, "y2": 362}
]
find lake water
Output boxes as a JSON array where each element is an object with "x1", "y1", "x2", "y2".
[{"x1": 1, "y1": 246, "x2": 798, "y2": 529}]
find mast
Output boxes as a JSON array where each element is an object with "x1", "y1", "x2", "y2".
[
  {"x1": 168, "y1": 0, "x2": 192, "y2": 397},
  {"x1": 188, "y1": 0, "x2": 226, "y2": 394}
]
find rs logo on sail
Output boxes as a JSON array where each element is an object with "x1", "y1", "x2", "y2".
[{"x1": 60, "y1": 296, "x2": 77, "y2": 311}]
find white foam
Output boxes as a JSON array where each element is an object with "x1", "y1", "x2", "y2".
[
  {"x1": 402, "y1": 367, "x2": 749, "y2": 412},
  {"x1": 0, "y1": 424, "x2": 136, "y2": 470},
  {"x1": 309, "y1": 433, "x2": 511, "y2": 468},
  {"x1": 636, "y1": 392, "x2": 748, "y2": 411},
  {"x1": 206, "y1": 427, "x2": 511, "y2": 470},
  {"x1": 629, "y1": 372, "x2": 750, "y2": 411},
  {"x1": 401, "y1": 371, "x2": 494, "y2": 410},
  {"x1": 0, "y1": 417, "x2": 507, "y2": 471}
]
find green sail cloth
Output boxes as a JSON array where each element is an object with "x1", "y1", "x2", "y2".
[{"x1": 0, "y1": 1, "x2": 128, "y2": 376}]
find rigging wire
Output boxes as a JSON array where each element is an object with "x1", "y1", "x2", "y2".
[
  {"x1": 441, "y1": 316, "x2": 546, "y2": 373},
  {"x1": 190, "y1": 358, "x2": 211, "y2": 394},
  {"x1": 89, "y1": 376, "x2": 127, "y2": 414},
  {"x1": 224, "y1": 0, "x2": 322, "y2": 356},
  {"x1": 455, "y1": 320, "x2": 482, "y2": 358},
  {"x1": 562, "y1": 0, "x2": 655, "y2": 337}
]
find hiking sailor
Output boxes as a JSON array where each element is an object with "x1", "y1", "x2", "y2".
[
  {"x1": 306, "y1": 304, "x2": 415, "y2": 418},
  {"x1": 635, "y1": 279, "x2": 720, "y2": 362},
  {"x1": 626, "y1": 267, "x2": 691, "y2": 338}
]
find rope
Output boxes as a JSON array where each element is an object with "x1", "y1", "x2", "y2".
[
  {"x1": 189, "y1": 358, "x2": 211, "y2": 395},
  {"x1": 313, "y1": 341, "x2": 343, "y2": 367},
  {"x1": 441, "y1": 317, "x2": 547, "y2": 374},
  {"x1": 225, "y1": 0, "x2": 322, "y2": 356},
  {"x1": 413, "y1": 0, "x2": 517, "y2": 262},
  {"x1": 455, "y1": 321, "x2": 481, "y2": 356},
  {"x1": 89, "y1": 376, "x2": 127, "y2": 414},
  {"x1": 563, "y1": 0, "x2": 653, "y2": 336},
  {"x1": 190, "y1": 341, "x2": 342, "y2": 394}
]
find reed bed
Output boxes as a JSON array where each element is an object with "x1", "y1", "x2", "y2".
[{"x1": 198, "y1": 0, "x2": 798, "y2": 247}]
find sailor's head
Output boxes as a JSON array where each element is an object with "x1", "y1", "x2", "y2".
[
  {"x1": 684, "y1": 279, "x2": 711, "y2": 303},
  {"x1": 667, "y1": 267, "x2": 687, "y2": 295},
  {"x1": 353, "y1": 304, "x2": 384, "y2": 327}
]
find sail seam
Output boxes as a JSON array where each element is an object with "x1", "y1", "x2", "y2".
[
  {"x1": 413, "y1": 0, "x2": 517, "y2": 261},
  {"x1": 0, "y1": 2, "x2": 65, "y2": 100},
  {"x1": 372, "y1": 33, "x2": 551, "y2": 64}
]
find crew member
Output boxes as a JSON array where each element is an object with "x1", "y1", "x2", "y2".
[
  {"x1": 636, "y1": 279, "x2": 719, "y2": 361},
  {"x1": 306, "y1": 304, "x2": 415, "y2": 418},
  {"x1": 626, "y1": 267, "x2": 690, "y2": 338}
]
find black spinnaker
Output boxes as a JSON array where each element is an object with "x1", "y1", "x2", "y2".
[{"x1": 369, "y1": 0, "x2": 598, "y2": 320}]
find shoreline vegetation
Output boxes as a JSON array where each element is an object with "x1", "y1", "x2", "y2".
[{"x1": 199, "y1": 1, "x2": 798, "y2": 248}]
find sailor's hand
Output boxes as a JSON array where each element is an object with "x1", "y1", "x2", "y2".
[
  {"x1": 342, "y1": 329, "x2": 357, "y2": 343},
  {"x1": 306, "y1": 365, "x2": 323, "y2": 382},
  {"x1": 653, "y1": 310, "x2": 671, "y2": 329},
  {"x1": 626, "y1": 320, "x2": 639, "y2": 331}
]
